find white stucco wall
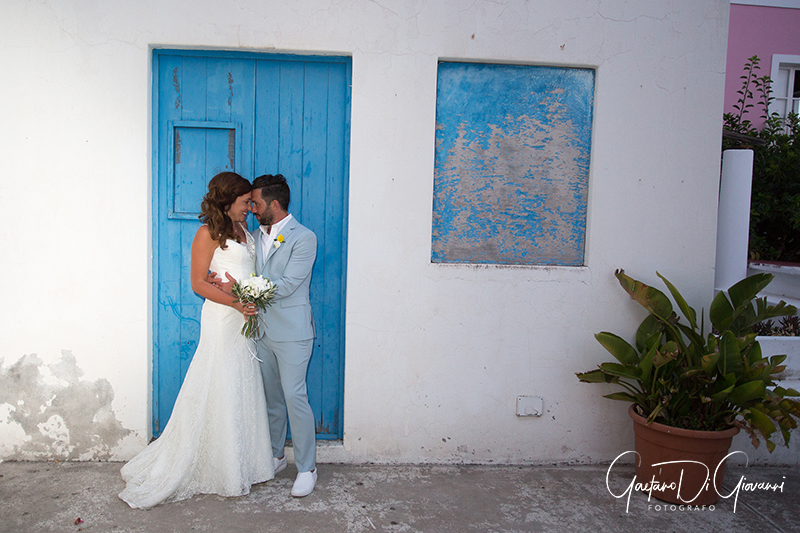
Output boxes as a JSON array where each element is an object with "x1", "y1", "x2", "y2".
[{"x1": 1, "y1": 0, "x2": 762, "y2": 465}]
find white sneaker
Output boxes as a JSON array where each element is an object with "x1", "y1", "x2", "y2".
[
  {"x1": 291, "y1": 469, "x2": 317, "y2": 497},
  {"x1": 274, "y1": 456, "x2": 287, "y2": 474}
]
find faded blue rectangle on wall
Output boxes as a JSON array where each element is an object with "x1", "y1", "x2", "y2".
[{"x1": 432, "y1": 62, "x2": 594, "y2": 266}]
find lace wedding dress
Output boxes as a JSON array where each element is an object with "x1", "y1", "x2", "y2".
[{"x1": 119, "y1": 232, "x2": 274, "y2": 509}]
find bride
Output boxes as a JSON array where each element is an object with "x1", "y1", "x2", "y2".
[{"x1": 119, "y1": 172, "x2": 274, "y2": 509}]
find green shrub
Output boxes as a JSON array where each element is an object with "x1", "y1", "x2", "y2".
[{"x1": 723, "y1": 56, "x2": 800, "y2": 263}]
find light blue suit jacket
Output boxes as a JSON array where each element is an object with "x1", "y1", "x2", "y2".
[{"x1": 253, "y1": 217, "x2": 317, "y2": 342}]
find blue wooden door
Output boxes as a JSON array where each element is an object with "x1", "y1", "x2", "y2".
[{"x1": 152, "y1": 49, "x2": 350, "y2": 439}]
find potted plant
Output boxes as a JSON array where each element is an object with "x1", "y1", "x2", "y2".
[{"x1": 577, "y1": 270, "x2": 800, "y2": 505}]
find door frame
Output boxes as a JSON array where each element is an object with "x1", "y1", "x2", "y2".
[{"x1": 150, "y1": 47, "x2": 351, "y2": 439}]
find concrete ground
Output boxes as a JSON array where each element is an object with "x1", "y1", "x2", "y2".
[{"x1": 0, "y1": 461, "x2": 796, "y2": 533}]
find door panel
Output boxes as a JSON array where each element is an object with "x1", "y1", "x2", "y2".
[
  {"x1": 152, "y1": 50, "x2": 350, "y2": 439},
  {"x1": 169, "y1": 121, "x2": 242, "y2": 218}
]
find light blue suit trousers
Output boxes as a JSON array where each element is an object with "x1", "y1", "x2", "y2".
[{"x1": 253, "y1": 217, "x2": 317, "y2": 473}]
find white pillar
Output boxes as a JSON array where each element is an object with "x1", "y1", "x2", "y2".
[{"x1": 714, "y1": 149, "x2": 754, "y2": 291}]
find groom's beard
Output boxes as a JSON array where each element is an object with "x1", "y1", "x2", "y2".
[{"x1": 257, "y1": 210, "x2": 273, "y2": 227}]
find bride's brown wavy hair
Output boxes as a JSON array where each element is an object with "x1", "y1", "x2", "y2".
[{"x1": 199, "y1": 172, "x2": 252, "y2": 249}]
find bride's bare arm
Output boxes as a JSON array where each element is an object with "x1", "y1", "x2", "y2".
[{"x1": 190, "y1": 226, "x2": 255, "y2": 316}]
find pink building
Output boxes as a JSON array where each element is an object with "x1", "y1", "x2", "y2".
[{"x1": 725, "y1": 1, "x2": 800, "y2": 125}]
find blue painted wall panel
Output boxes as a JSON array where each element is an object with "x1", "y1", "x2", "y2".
[{"x1": 432, "y1": 62, "x2": 594, "y2": 266}]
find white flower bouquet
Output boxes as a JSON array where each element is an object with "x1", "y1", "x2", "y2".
[{"x1": 231, "y1": 274, "x2": 277, "y2": 338}]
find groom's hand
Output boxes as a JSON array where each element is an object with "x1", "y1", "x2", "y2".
[
  {"x1": 218, "y1": 272, "x2": 237, "y2": 294},
  {"x1": 219, "y1": 272, "x2": 236, "y2": 294},
  {"x1": 206, "y1": 271, "x2": 236, "y2": 294},
  {"x1": 207, "y1": 271, "x2": 222, "y2": 287}
]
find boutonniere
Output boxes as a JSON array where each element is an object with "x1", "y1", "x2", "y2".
[{"x1": 273, "y1": 234, "x2": 285, "y2": 249}]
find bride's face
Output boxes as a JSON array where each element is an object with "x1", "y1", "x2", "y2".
[{"x1": 226, "y1": 193, "x2": 252, "y2": 223}]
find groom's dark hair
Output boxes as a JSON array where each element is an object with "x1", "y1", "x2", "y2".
[{"x1": 253, "y1": 174, "x2": 290, "y2": 212}]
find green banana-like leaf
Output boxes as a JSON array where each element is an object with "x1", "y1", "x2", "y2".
[
  {"x1": 709, "y1": 290, "x2": 736, "y2": 332},
  {"x1": 728, "y1": 273, "x2": 773, "y2": 310},
  {"x1": 675, "y1": 322, "x2": 705, "y2": 356},
  {"x1": 615, "y1": 270, "x2": 674, "y2": 323},
  {"x1": 717, "y1": 331, "x2": 742, "y2": 374},
  {"x1": 746, "y1": 406, "x2": 776, "y2": 436},
  {"x1": 731, "y1": 298, "x2": 796, "y2": 338},
  {"x1": 604, "y1": 392, "x2": 638, "y2": 402},
  {"x1": 769, "y1": 354, "x2": 787, "y2": 367},
  {"x1": 710, "y1": 274, "x2": 793, "y2": 335},
  {"x1": 745, "y1": 336, "x2": 763, "y2": 365},
  {"x1": 576, "y1": 369, "x2": 616, "y2": 383},
  {"x1": 638, "y1": 343, "x2": 657, "y2": 389},
  {"x1": 754, "y1": 298, "x2": 798, "y2": 325},
  {"x1": 729, "y1": 381, "x2": 767, "y2": 405},
  {"x1": 595, "y1": 332, "x2": 639, "y2": 365},
  {"x1": 657, "y1": 272, "x2": 698, "y2": 330},
  {"x1": 710, "y1": 383, "x2": 735, "y2": 401},
  {"x1": 735, "y1": 302, "x2": 760, "y2": 335},
  {"x1": 721, "y1": 372, "x2": 737, "y2": 388},
  {"x1": 653, "y1": 341, "x2": 679, "y2": 368},
  {"x1": 599, "y1": 362, "x2": 642, "y2": 381},
  {"x1": 701, "y1": 351, "x2": 720, "y2": 375},
  {"x1": 635, "y1": 313, "x2": 663, "y2": 353}
]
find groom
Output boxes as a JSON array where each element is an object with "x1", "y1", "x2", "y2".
[{"x1": 250, "y1": 173, "x2": 318, "y2": 498}]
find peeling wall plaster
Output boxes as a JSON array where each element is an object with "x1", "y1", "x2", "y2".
[
  {"x1": 432, "y1": 63, "x2": 594, "y2": 266},
  {"x1": 0, "y1": 351, "x2": 133, "y2": 460}
]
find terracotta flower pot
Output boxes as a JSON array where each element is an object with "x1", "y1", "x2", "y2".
[{"x1": 629, "y1": 405, "x2": 740, "y2": 506}]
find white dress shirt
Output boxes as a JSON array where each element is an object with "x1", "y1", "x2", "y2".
[{"x1": 259, "y1": 214, "x2": 293, "y2": 259}]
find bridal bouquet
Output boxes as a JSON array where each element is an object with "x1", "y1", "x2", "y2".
[{"x1": 231, "y1": 274, "x2": 277, "y2": 338}]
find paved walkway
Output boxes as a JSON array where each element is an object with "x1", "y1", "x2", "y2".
[{"x1": 0, "y1": 461, "x2": 796, "y2": 532}]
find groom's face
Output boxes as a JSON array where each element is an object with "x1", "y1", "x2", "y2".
[{"x1": 251, "y1": 189, "x2": 274, "y2": 226}]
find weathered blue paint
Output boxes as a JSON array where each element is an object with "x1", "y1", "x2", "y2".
[
  {"x1": 432, "y1": 62, "x2": 595, "y2": 266},
  {"x1": 152, "y1": 49, "x2": 350, "y2": 438},
  {"x1": 168, "y1": 121, "x2": 242, "y2": 219}
]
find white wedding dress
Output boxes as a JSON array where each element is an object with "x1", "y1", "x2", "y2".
[{"x1": 119, "y1": 234, "x2": 274, "y2": 509}]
